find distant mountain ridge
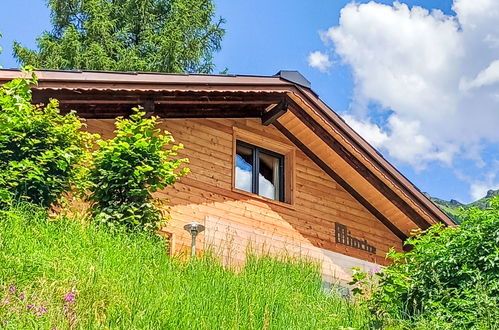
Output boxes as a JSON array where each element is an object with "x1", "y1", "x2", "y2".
[{"x1": 427, "y1": 189, "x2": 499, "y2": 224}]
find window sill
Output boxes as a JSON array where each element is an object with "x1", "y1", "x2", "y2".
[{"x1": 231, "y1": 187, "x2": 296, "y2": 211}]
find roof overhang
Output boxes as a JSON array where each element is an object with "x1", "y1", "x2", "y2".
[{"x1": 0, "y1": 69, "x2": 455, "y2": 245}]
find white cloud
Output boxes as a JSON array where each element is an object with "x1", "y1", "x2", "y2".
[
  {"x1": 460, "y1": 60, "x2": 499, "y2": 90},
  {"x1": 457, "y1": 160, "x2": 499, "y2": 200},
  {"x1": 343, "y1": 114, "x2": 457, "y2": 170},
  {"x1": 307, "y1": 51, "x2": 331, "y2": 72},
  {"x1": 342, "y1": 114, "x2": 388, "y2": 148},
  {"x1": 311, "y1": 0, "x2": 499, "y2": 197},
  {"x1": 452, "y1": 0, "x2": 499, "y2": 28}
]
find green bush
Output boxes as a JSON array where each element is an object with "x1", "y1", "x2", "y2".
[
  {"x1": 362, "y1": 196, "x2": 499, "y2": 329},
  {"x1": 0, "y1": 73, "x2": 91, "y2": 208},
  {"x1": 87, "y1": 108, "x2": 189, "y2": 232}
]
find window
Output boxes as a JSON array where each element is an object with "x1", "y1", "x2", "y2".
[
  {"x1": 235, "y1": 140, "x2": 284, "y2": 202},
  {"x1": 232, "y1": 127, "x2": 294, "y2": 205}
]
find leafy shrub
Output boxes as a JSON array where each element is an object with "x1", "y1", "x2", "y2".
[
  {"x1": 359, "y1": 197, "x2": 499, "y2": 329},
  {"x1": 0, "y1": 73, "x2": 92, "y2": 208},
  {"x1": 87, "y1": 108, "x2": 189, "y2": 232}
]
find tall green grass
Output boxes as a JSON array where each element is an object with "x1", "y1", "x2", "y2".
[{"x1": 0, "y1": 204, "x2": 372, "y2": 329}]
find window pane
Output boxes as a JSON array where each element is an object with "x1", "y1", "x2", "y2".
[
  {"x1": 235, "y1": 144, "x2": 253, "y2": 193},
  {"x1": 258, "y1": 152, "x2": 281, "y2": 201}
]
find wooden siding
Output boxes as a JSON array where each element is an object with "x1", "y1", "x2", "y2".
[{"x1": 86, "y1": 118, "x2": 402, "y2": 281}]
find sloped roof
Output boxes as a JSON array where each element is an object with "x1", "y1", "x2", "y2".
[{"x1": 0, "y1": 69, "x2": 455, "y2": 244}]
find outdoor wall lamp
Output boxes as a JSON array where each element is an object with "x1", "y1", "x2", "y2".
[{"x1": 183, "y1": 221, "x2": 205, "y2": 257}]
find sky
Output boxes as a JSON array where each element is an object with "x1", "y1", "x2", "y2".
[{"x1": 1, "y1": 0, "x2": 498, "y2": 203}]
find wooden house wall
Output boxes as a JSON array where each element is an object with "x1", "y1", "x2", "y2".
[{"x1": 85, "y1": 118, "x2": 402, "y2": 281}]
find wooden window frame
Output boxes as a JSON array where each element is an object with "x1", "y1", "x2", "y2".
[{"x1": 232, "y1": 127, "x2": 295, "y2": 206}]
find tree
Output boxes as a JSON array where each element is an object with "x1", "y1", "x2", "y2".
[
  {"x1": 87, "y1": 108, "x2": 189, "y2": 232},
  {"x1": 0, "y1": 73, "x2": 92, "y2": 207},
  {"x1": 14, "y1": 0, "x2": 225, "y2": 73}
]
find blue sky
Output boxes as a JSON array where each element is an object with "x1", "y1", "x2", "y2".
[{"x1": 1, "y1": 0, "x2": 497, "y2": 203}]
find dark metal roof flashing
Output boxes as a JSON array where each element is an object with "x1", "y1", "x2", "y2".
[{"x1": 275, "y1": 70, "x2": 311, "y2": 89}]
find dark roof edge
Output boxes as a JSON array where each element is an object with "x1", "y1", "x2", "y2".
[{"x1": 0, "y1": 68, "x2": 302, "y2": 81}]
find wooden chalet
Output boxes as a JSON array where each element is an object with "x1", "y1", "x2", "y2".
[{"x1": 0, "y1": 69, "x2": 454, "y2": 284}]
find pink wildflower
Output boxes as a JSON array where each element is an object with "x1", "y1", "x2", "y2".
[
  {"x1": 36, "y1": 306, "x2": 48, "y2": 317},
  {"x1": 9, "y1": 286, "x2": 15, "y2": 295},
  {"x1": 19, "y1": 292, "x2": 26, "y2": 301},
  {"x1": 63, "y1": 291, "x2": 76, "y2": 303}
]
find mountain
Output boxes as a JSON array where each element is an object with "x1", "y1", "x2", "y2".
[
  {"x1": 428, "y1": 189, "x2": 499, "y2": 224},
  {"x1": 468, "y1": 189, "x2": 499, "y2": 209}
]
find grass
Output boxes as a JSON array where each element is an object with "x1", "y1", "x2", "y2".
[{"x1": 0, "y1": 204, "x2": 372, "y2": 329}]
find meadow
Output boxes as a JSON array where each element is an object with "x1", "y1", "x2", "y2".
[{"x1": 0, "y1": 203, "x2": 371, "y2": 329}]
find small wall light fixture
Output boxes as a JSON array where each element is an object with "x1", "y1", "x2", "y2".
[{"x1": 183, "y1": 221, "x2": 205, "y2": 257}]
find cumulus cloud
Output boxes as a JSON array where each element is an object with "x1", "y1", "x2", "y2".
[
  {"x1": 342, "y1": 114, "x2": 388, "y2": 148},
  {"x1": 344, "y1": 114, "x2": 458, "y2": 170},
  {"x1": 460, "y1": 60, "x2": 499, "y2": 91},
  {"x1": 307, "y1": 51, "x2": 332, "y2": 72},
  {"x1": 311, "y1": 0, "x2": 499, "y2": 198}
]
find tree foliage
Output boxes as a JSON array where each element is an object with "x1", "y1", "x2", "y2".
[
  {"x1": 0, "y1": 73, "x2": 92, "y2": 207},
  {"x1": 87, "y1": 108, "x2": 189, "y2": 232},
  {"x1": 355, "y1": 197, "x2": 499, "y2": 329},
  {"x1": 14, "y1": 0, "x2": 225, "y2": 73}
]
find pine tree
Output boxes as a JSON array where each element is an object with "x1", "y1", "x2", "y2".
[{"x1": 14, "y1": 0, "x2": 225, "y2": 73}]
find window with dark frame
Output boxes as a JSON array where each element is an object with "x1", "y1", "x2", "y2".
[{"x1": 235, "y1": 140, "x2": 285, "y2": 202}]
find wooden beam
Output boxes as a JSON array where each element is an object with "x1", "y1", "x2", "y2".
[
  {"x1": 54, "y1": 99, "x2": 277, "y2": 105},
  {"x1": 31, "y1": 89, "x2": 285, "y2": 105},
  {"x1": 58, "y1": 103, "x2": 264, "y2": 119},
  {"x1": 155, "y1": 100, "x2": 277, "y2": 105},
  {"x1": 57, "y1": 100, "x2": 138, "y2": 104},
  {"x1": 274, "y1": 122, "x2": 410, "y2": 247},
  {"x1": 286, "y1": 98, "x2": 431, "y2": 230},
  {"x1": 142, "y1": 99, "x2": 155, "y2": 115},
  {"x1": 261, "y1": 100, "x2": 288, "y2": 126}
]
